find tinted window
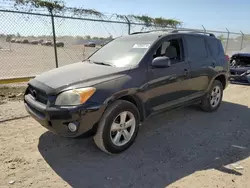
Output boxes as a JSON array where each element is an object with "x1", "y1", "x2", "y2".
[
  {"x1": 153, "y1": 38, "x2": 183, "y2": 63},
  {"x1": 186, "y1": 36, "x2": 207, "y2": 59},
  {"x1": 207, "y1": 38, "x2": 220, "y2": 57}
]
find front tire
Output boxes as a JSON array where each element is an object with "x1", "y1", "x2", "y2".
[
  {"x1": 94, "y1": 100, "x2": 140, "y2": 154},
  {"x1": 200, "y1": 80, "x2": 223, "y2": 112}
]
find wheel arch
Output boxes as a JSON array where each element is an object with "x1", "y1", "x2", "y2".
[
  {"x1": 118, "y1": 95, "x2": 146, "y2": 122},
  {"x1": 206, "y1": 73, "x2": 228, "y2": 93},
  {"x1": 214, "y1": 74, "x2": 227, "y2": 89}
]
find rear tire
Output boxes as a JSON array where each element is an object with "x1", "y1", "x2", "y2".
[
  {"x1": 94, "y1": 100, "x2": 140, "y2": 154},
  {"x1": 200, "y1": 80, "x2": 223, "y2": 112}
]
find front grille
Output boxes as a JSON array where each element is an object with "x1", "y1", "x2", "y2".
[
  {"x1": 27, "y1": 86, "x2": 48, "y2": 104},
  {"x1": 230, "y1": 70, "x2": 245, "y2": 76}
]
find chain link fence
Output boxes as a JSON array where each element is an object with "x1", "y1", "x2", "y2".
[{"x1": 0, "y1": 9, "x2": 250, "y2": 81}]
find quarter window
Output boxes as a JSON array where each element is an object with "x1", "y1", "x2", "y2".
[{"x1": 207, "y1": 38, "x2": 220, "y2": 57}]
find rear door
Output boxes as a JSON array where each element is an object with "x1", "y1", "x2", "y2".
[{"x1": 183, "y1": 35, "x2": 211, "y2": 96}]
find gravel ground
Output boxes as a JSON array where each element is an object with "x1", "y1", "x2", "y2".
[
  {"x1": 0, "y1": 41, "x2": 96, "y2": 79},
  {"x1": 0, "y1": 84, "x2": 250, "y2": 188},
  {"x1": 0, "y1": 101, "x2": 28, "y2": 122}
]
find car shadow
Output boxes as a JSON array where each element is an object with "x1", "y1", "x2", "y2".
[{"x1": 38, "y1": 101, "x2": 250, "y2": 188}]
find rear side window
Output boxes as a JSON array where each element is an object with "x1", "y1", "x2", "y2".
[
  {"x1": 185, "y1": 35, "x2": 208, "y2": 59},
  {"x1": 206, "y1": 38, "x2": 221, "y2": 57}
]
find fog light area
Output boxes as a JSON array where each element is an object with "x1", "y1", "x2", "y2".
[{"x1": 68, "y1": 122, "x2": 77, "y2": 132}]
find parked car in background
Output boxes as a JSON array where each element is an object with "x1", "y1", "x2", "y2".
[
  {"x1": 100, "y1": 41, "x2": 110, "y2": 47},
  {"x1": 84, "y1": 42, "x2": 96, "y2": 47},
  {"x1": 55, "y1": 41, "x2": 64, "y2": 47},
  {"x1": 30, "y1": 40, "x2": 39, "y2": 45},
  {"x1": 21, "y1": 39, "x2": 29, "y2": 44},
  {"x1": 15, "y1": 39, "x2": 22, "y2": 43},
  {"x1": 24, "y1": 29, "x2": 229, "y2": 154},
  {"x1": 42, "y1": 40, "x2": 52, "y2": 46},
  {"x1": 229, "y1": 53, "x2": 250, "y2": 84},
  {"x1": 38, "y1": 39, "x2": 44, "y2": 44},
  {"x1": 10, "y1": 38, "x2": 16, "y2": 43}
]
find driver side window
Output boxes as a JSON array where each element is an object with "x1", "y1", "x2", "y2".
[{"x1": 153, "y1": 38, "x2": 182, "y2": 63}]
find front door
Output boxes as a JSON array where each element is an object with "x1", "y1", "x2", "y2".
[{"x1": 146, "y1": 36, "x2": 191, "y2": 113}]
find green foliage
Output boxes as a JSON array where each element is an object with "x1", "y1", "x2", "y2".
[
  {"x1": 85, "y1": 35, "x2": 91, "y2": 40},
  {"x1": 154, "y1": 18, "x2": 182, "y2": 27},
  {"x1": 66, "y1": 7, "x2": 103, "y2": 17},
  {"x1": 75, "y1": 36, "x2": 84, "y2": 40},
  {"x1": 6, "y1": 34, "x2": 15, "y2": 42},
  {"x1": 107, "y1": 35, "x2": 113, "y2": 40},
  {"x1": 125, "y1": 14, "x2": 181, "y2": 28},
  {"x1": 217, "y1": 34, "x2": 224, "y2": 41},
  {"x1": 16, "y1": 32, "x2": 21, "y2": 38},
  {"x1": 131, "y1": 15, "x2": 153, "y2": 27},
  {"x1": 14, "y1": 0, "x2": 64, "y2": 12}
]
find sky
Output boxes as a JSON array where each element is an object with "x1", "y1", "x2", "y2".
[
  {"x1": 66, "y1": 0, "x2": 250, "y2": 33},
  {"x1": 0, "y1": 0, "x2": 250, "y2": 39}
]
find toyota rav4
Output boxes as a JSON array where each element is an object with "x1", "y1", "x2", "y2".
[{"x1": 24, "y1": 29, "x2": 229, "y2": 154}]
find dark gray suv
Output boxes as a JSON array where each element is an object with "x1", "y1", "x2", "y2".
[{"x1": 24, "y1": 29, "x2": 229, "y2": 154}]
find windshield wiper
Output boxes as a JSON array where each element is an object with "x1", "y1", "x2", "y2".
[
  {"x1": 84, "y1": 59, "x2": 112, "y2": 66},
  {"x1": 92, "y1": 62, "x2": 112, "y2": 66}
]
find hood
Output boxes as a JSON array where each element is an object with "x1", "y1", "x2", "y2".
[{"x1": 31, "y1": 62, "x2": 130, "y2": 90}]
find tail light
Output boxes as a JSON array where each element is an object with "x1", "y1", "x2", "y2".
[{"x1": 225, "y1": 55, "x2": 230, "y2": 62}]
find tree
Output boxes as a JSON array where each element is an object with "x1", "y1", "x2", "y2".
[
  {"x1": 107, "y1": 35, "x2": 113, "y2": 40},
  {"x1": 14, "y1": 0, "x2": 64, "y2": 14},
  {"x1": 217, "y1": 34, "x2": 224, "y2": 41},
  {"x1": 16, "y1": 32, "x2": 21, "y2": 38},
  {"x1": 6, "y1": 34, "x2": 15, "y2": 42},
  {"x1": 85, "y1": 35, "x2": 91, "y2": 40},
  {"x1": 75, "y1": 36, "x2": 84, "y2": 40}
]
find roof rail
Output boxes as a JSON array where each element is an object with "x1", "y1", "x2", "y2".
[
  {"x1": 170, "y1": 29, "x2": 215, "y2": 37},
  {"x1": 130, "y1": 29, "x2": 172, "y2": 35}
]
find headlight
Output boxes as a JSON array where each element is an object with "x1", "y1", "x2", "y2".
[{"x1": 55, "y1": 87, "x2": 96, "y2": 106}]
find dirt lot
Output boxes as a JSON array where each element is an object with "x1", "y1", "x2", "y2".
[
  {"x1": 0, "y1": 84, "x2": 250, "y2": 188},
  {"x1": 0, "y1": 41, "x2": 96, "y2": 79}
]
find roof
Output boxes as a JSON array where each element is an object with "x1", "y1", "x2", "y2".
[{"x1": 119, "y1": 30, "x2": 216, "y2": 42}]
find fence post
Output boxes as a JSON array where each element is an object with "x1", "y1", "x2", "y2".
[
  {"x1": 125, "y1": 16, "x2": 131, "y2": 35},
  {"x1": 240, "y1": 30, "x2": 244, "y2": 50},
  {"x1": 51, "y1": 13, "x2": 59, "y2": 68},
  {"x1": 225, "y1": 28, "x2": 230, "y2": 53},
  {"x1": 202, "y1": 25, "x2": 206, "y2": 34}
]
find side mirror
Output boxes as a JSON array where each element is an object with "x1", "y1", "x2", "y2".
[{"x1": 152, "y1": 56, "x2": 171, "y2": 68}]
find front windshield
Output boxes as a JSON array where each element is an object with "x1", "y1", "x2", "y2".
[{"x1": 88, "y1": 35, "x2": 156, "y2": 67}]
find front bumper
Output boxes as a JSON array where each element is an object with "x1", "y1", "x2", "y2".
[
  {"x1": 229, "y1": 71, "x2": 250, "y2": 84},
  {"x1": 24, "y1": 94, "x2": 105, "y2": 137}
]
